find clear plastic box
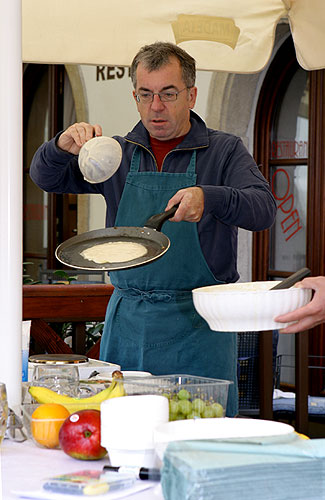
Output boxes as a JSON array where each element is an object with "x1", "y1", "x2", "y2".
[{"x1": 121, "y1": 375, "x2": 232, "y2": 421}]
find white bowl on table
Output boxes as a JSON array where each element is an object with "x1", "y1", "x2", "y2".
[
  {"x1": 192, "y1": 281, "x2": 312, "y2": 332},
  {"x1": 153, "y1": 417, "x2": 295, "y2": 461}
]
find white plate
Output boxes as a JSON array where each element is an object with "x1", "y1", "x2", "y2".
[
  {"x1": 122, "y1": 371, "x2": 152, "y2": 378},
  {"x1": 154, "y1": 417, "x2": 294, "y2": 460}
]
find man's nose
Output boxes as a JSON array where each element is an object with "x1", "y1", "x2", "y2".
[{"x1": 150, "y1": 94, "x2": 165, "y2": 110}]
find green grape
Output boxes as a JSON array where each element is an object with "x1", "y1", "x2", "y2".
[
  {"x1": 169, "y1": 400, "x2": 179, "y2": 415},
  {"x1": 178, "y1": 399, "x2": 192, "y2": 416},
  {"x1": 211, "y1": 402, "x2": 224, "y2": 418},
  {"x1": 202, "y1": 406, "x2": 215, "y2": 418},
  {"x1": 174, "y1": 414, "x2": 185, "y2": 420},
  {"x1": 187, "y1": 411, "x2": 201, "y2": 419},
  {"x1": 192, "y1": 398, "x2": 205, "y2": 415},
  {"x1": 177, "y1": 389, "x2": 191, "y2": 400}
]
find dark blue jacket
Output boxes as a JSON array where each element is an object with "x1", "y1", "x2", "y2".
[{"x1": 30, "y1": 111, "x2": 276, "y2": 282}]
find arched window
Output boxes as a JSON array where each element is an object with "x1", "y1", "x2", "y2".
[{"x1": 254, "y1": 37, "x2": 325, "y2": 396}]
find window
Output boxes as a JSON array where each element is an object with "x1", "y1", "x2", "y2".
[
  {"x1": 254, "y1": 36, "x2": 325, "y2": 396},
  {"x1": 269, "y1": 69, "x2": 309, "y2": 273},
  {"x1": 23, "y1": 65, "x2": 77, "y2": 282}
]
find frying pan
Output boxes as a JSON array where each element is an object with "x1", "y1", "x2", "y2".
[{"x1": 55, "y1": 206, "x2": 178, "y2": 271}]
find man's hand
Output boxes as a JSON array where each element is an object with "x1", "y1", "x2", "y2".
[
  {"x1": 165, "y1": 187, "x2": 204, "y2": 222},
  {"x1": 57, "y1": 122, "x2": 103, "y2": 155},
  {"x1": 275, "y1": 276, "x2": 325, "y2": 333}
]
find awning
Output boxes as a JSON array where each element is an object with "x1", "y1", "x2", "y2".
[{"x1": 22, "y1": 0, "x2": 325, "y2": 72}]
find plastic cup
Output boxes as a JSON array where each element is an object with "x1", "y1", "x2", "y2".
[
  {"x1": 22, "y1": 320, "x2": 31, "y2": 382},
  {"x1": 101, "y1": 395, "x2": 169, "y2": 468}
]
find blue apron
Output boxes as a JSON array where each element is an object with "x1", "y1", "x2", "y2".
[{"x1": 100, "y1": 147, "x2": 238, "y2": 416}]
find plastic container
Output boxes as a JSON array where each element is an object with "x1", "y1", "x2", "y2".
[
  {"x1": 22, "y1": 403, "x2": 87, "y2": 449},
  {"x1": 121, "y1": 375, "x2": 232, "y2": 421}
]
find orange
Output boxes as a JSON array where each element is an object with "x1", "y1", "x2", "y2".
[{"x1": 31, "y1": 403, "x2": 70, "y2": 448}]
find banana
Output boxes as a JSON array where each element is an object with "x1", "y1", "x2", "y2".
[
  {"x1": 28, "y1": 379, "x2": 125, "y2": 413},
  {"x1": 106, "y1": 380, "x2": 126, "y2": 399}
]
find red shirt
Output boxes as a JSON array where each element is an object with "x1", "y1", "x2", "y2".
[{"x1": 150, "y1": 135, "x2": 186, "y2": 171}]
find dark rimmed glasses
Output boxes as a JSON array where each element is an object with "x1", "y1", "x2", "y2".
[{"x1": 135, "y1": 87, "x2": 189, "y2": 104}]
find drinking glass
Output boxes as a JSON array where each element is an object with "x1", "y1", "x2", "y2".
[
  {"x1": 0, "y1": 383, "x2": 8, "y2": 445},
  {"x1": 32, "y1": 365, "x2": 80, "y2": 397}
]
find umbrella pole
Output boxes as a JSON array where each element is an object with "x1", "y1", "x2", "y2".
[{"x1": 0, "y1": 0, "x2": 23, "y2": 410}]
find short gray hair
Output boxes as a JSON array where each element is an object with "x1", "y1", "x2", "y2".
[{"x1": 130, "y1": 42, "x2": 196, "y2": 89}]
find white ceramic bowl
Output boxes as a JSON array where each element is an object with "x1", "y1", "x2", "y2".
[
  {"x1": 192, "y1": 281, "x2": 312, "y2": 332},
  {"x1": 153, "y1": 417, "x2": 294, "y2": 460}
]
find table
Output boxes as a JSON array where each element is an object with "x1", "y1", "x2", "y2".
[{"x1": 1, "y1": 439, "x2": 164, "y2": 500}]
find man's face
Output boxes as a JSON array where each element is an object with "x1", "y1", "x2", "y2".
[{"x1": 133, "y1": 57, "x2": 197, "y2": 141}]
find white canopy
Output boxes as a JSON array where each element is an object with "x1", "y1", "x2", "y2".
[{"x1": 22, "y1": 0, "x2": 325, "y2": 71}]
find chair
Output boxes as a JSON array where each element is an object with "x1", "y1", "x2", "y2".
[{"x1": 23, "y1": 284, "x2": 114, "y2": 358}]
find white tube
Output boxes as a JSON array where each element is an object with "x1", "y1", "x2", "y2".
[{"x1": 0, "y1": 0, "x2": 23, "y2": 410}]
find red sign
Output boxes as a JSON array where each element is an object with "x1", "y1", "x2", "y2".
[
  {"x1": 271, "y1": 168, "x2": 302, "y2": 241},
  {"x1": 271, "y1": 140, "x2": 308, "y2": 159}
]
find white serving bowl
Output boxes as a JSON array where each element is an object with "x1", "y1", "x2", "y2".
[
  {"x1": 192, "y1": 281, "x2": 312, "y2": 332},
  {"x1": 153, "y1": 417, "x2": 294, "y2": 461}
]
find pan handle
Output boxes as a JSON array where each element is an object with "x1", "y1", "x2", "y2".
[
  {"x1": 144, "y1": 205, "x2": 179, "y2": 231},
  {"x1": 270, "y1": 267, "x2": 311, "y2": 290}
]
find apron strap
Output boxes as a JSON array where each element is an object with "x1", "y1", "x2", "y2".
[
  {"x1": 130, "y1": 146, "x2": 141, "y2": 172},
  {"x1": 187, "y1": 149, "x2": 196, "y2": 174},
  {"x1": 130, "y1": 146, "x2": 197, "y2": 174}
]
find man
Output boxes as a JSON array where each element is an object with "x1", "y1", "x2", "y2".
[
  {"x1": 30, "y1": 42, "x2": 277, "y2": 416},
  {"x1": 275, "y1": 276, "x2": 325, "y2": 332}
]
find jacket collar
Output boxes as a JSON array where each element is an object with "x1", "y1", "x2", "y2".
[{"x1": 125, "y1": 111, "x2": 209, "y2": 150}]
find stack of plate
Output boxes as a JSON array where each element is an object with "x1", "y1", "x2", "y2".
[{"x1": 158, "y1": 419, "x2": 325, "y2": 500}]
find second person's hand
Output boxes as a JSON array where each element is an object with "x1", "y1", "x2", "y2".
[
  {"x1": 275, "y1": 276, "x2": 325, "y2": 333},
  {"x1": 57, "y1": 122, "x2": 103, "y2": 155}
]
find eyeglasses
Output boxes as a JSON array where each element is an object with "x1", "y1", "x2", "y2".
[{"x1": 135, "y1": 87, "x2": 189, "y2": 104}]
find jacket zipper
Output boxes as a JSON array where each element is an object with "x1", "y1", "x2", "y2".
[{"x1": 125, "y1": 139, "x2": 207, "y2": 172}]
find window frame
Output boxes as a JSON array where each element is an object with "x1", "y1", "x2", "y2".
[{"x1": 253, "y1": 36, "x2": 325, "y2": 396}]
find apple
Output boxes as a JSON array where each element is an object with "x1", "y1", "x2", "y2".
[{"x1": 59, "y1": 409, "x2": 107, "y2": 460}]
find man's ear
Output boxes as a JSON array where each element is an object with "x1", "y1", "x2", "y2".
[
  {"x1": 188, "y1": 86, "x2": 198, "y2": 109},
  {"x1": 133, "y1": 90, "x2": 141, "y2": 112}
]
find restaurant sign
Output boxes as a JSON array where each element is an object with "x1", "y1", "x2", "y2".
[{"x1": 271, "y1": 140, "x2": 308, "y2": 159}]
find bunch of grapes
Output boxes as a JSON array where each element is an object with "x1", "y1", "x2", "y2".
[{"x1": 163, "y1": 388, "x2": 224, "y2": 421}]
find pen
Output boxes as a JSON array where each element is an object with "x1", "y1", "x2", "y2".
[{"x1": 103, "y1": 465, "x2": 161, "y2": 481}]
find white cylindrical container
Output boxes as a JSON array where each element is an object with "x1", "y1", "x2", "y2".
[{"x1": 101, "y1": 395, "x2": 169, "y2": 467}]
